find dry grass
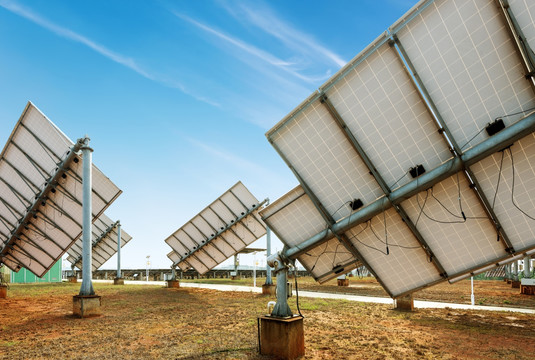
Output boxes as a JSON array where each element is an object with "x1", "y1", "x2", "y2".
[{"x1": 0, "y1": 281, "x2": 534, "y2": 359}]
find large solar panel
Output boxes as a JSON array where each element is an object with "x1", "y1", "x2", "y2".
[
  {"x1": 0, "y1": 102, "x2": 121, "y2": 277},
  {"x1": 165, "y1": 182, "x2": 267, "y2": 274},
  {"x1": 67, "y1": 213, "x2": 132, "y2": 271},
  {"x1": 265, "y1": 0, "x2": 535, "y2": 298}
]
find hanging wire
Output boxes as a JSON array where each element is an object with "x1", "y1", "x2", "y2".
[
  {"x1": 509, "y1": 147, "x2": 535, "y2": 221},
  {"x1": 492, "y1": 149, "x2": 506, "y2": 210},
  {"x1": 294, "y1": 270, "x2": 304, "y2": 318}
]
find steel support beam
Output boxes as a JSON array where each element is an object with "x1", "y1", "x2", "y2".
[
  {"x1": 284, "y1": 111, "x2": 535, "y2": 260},
  {"x1": 79, "y1": 137, "x2": 94, "y2": 296},
  {"x1": 116, "y1": 220, "x2": 122, "y2": 279}
]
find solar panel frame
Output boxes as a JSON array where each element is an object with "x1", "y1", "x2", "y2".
[
  {"x1": 165, "y1": 182, "x2": 267, "y2": 274},
  {"x1": 0, "y1": 102, "x2": 122, "y2": 277}
]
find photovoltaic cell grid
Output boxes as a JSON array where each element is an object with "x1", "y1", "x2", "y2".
[
  {"x1": 165, "y1": 182, "x2": 266, "y2": 274},
  {"x1": 265, "y1": 0, "x2": 535, "y2": 297},
  {"x1": 321, "y1": 38, "x2": 453, "y2": 192},
  {"x1": 259, "y1": 185, "x2": 360, "y2": 280},
  {"x1": 0, "y1": 102, "x2": 121, "y2": 277},
  {"x1": 470, "y1": 134, "x2": 535, "y2": 252},
  {"x1": 66, "y1": 213, "x2": 132, "y2": 271},
  {"x1": 395, "y1": 0, "x2": 535, "y2": 150}
]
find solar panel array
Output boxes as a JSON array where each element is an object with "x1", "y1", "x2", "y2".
[
  {"x1": 67, "y1": 213, "x2": 132, "y2": 271},
  {"x1": 165, "y1": 181, "x2": 267, "y2": 274},
  {"x1": 264, "y1": 0, "x2": 535, "y2": 298},
  {"x1": 0, "y1": 102, "x2": 122, "y2": 277}
]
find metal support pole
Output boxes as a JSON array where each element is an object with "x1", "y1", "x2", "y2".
[
  {"x1": 523, "y1": 256, "x2": 530, "y2": 277},
  {"x1": 171, "y1": 266, "x2": 176, "y2": 280},
  {"x1": 253, "y1": 252, "x2": 257, "y2": 287},
  {"x1": 505, "y1": 263, "x2": 511, "y2": 280},
  {"x1": 512, "y1": 260, "x2": 519, "y2": 281},
  {"x1": 234, "y1": 254, "x2": 238, "y2": 276},
  {"x1": 265, "y1": 224, "x2": 273, "y2": 285},
  {"x1": 116, "y1": 222, "x2": 121, "y2": 279},
  {"x1": 79, "y1": 137, "x2": 94, "y2": 296},
  {"x1": 268, "y1": 252, "x2": 293, "y2": 318},
  {"x1": 470, "y1": 277, "x2": 475, "y2": 306}
]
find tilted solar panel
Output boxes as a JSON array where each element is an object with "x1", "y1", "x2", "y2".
[{"x1": 165, "y1": 182, "x2": 267, "y2": 274}]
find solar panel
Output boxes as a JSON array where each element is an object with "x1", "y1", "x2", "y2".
[
  {"x1": 265, "y1": 0, "x2": 535, "y2": 298},
  {"x1": 67, "y1": 213, "x2": 132, "y2": 271},
  {"x1": 165, "y1": 182, "x2": 267, "y2": 274},
  {"x1": 0, "y1": 102, "x2": 121, "y2": 277}
]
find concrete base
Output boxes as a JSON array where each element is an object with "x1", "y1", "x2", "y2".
[
  {"x1": 68, "y1": 276, "x2": 78, "y2": 283},
  {"x1": 520, "y1": 279, "x2": 535, "y2": 295},
  {"x1": 73, "y1": 295, "x2": 101, "y2": 318},
  {"x1": 512, "y1": 280, "x2": 521, "y2": 289},
  {"x1": 337, "y1": 279, "x2": 349, "y2": 287},
  {"x1": 506, "y1": 279, "x2": 512, "y2": 284},
  {"x1": 0, "y1": 285, "x2": 7, "y2": 299},
  {"x1": 394, "y1": 294, "x2": 414, "y2": 311},
  {"x1": 167, "y1": 280, "x2": 180, "y2": 288},
  {"x1": 262, "y1": 284, "x2": 276, "y2": 295},
  {"x1": 259, "y1": 315, "x2": 304, "y2": 360},
  {"x1": 113, "y1": 278, "x2": 124, "y2": 285}
]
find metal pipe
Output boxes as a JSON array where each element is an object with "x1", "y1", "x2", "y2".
[
  {"x1": 117, "y1": 222, "x2": 121, "y2": 279},
  {"x1": 79, "y1": 137, "x2": 94, "y2": 296},
  {"x1": 524, "y1": 256, "x2": 531, "y2": 277},
  {"x1": 265, "y1": 198, "x2": 273, "y2": 286},
  {"x1": 272, "y1": 267, "x2": 292, "y2": 317},
  {"x1": 284, "y1": 112, "x2": 535, "y2": 260}
]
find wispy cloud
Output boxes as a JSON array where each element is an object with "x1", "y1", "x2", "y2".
[
  {"x1": 174, "y1": 12, "x2": 332, "y2": 84},
  {"x1": 0, "y1": 0, "x2": 219, "y2": 106},
  {"x1": 186, "y1": 137, "x2": 271, "y2": 175},
  {"x1": 221, "y1": 1, "x2": 347, "y2": 68}
]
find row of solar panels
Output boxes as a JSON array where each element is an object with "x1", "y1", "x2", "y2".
[{"x1": 0, "y1": 103, "x2": 131, "y2": 277}]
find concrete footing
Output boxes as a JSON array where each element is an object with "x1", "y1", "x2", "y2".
[
  {"x1": 259, "y1": 315, "x2": 304, "y2": 360},
  {"x1": 520, "y1": 279, "x2": 535, "y2": 295},
  {"x1": 337, "y1": 279, "x2": 349, "y2": 287},
  {"x1": 73, "y1": 295, "x2": 101, "y2": 318},
  {"x1": 262, "y1": 284, "x2": 276, "y2": 295},
  {"x1": 68, "y1": 276, "x2": 78, "y2": 283},
  {"x1": 0, "y1": 285, "x2": 7, "y2": 299},
  {"x1": 167, "y1": 280, "x2": 180, "y2": 288},
  {"x1": 113, "y1": 278, "x2": 124, "y2": 285},
  {"x1": 394, "y1": 294, "x2": 414, "y2": 311},
  {"x1": 512, "y1": 280, "x2": 521, "y2": 289}
]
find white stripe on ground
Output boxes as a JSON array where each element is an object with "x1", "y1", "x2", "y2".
[{"x1": 91, "y1": 279, "x2": 535, "y2": 314}]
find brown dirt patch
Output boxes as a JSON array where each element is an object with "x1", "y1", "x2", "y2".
[{"x1": 0, "y1": 282, "x2": 533, "y2": 359}]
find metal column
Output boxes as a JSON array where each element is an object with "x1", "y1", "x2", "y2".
[
  {"x1": 116, "y1": 222, "x2": 122, "y2": 279},
  {"x1": 265, "y1": 205, "x2": 273, "y2": 285},
  {"x1": 79, "y1": 137, "x2": 94, "y2": 296}
]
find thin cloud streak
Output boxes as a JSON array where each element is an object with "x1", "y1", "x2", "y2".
[
  {"x1": 186, "y1": 137, "x2": 276, "y2": 178},
  {"x1": 175, "y1": 12, "x2": 331, "y2": 84},
  {"x1": 223, "y1": 1, "x2": 347, "y2": 68},
  {"x1": 0, "y1": 0, "x2": 219, "y2": 106}
]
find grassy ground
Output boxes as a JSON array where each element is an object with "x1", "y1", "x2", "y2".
[
  {"x1": 181, "y1": 276, "x2": 535, "y2": 309},
  {"x1": 1, "y1": 281, "x2": 534, "y2": 359}
]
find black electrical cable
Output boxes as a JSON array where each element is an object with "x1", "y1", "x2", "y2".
[
  {"x1": 457, "y1": 171, "x2": 466, "y2": 221},
  {"x1": 509, "y1": 147, "x2": 535, "y2": 221},
  {"x1": 415, "y1": 188, "x2": 468, "y2": 224},
  {"x1": 492, "y1": 149, "x2": 506, "y2": 210},
  {"x1": 294, "y1": 273, "x2": 304, "y2": 318}
]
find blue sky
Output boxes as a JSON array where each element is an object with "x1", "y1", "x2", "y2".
[{"x1": 0, "y1": 0, "x2": 416, "y2": 270}]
